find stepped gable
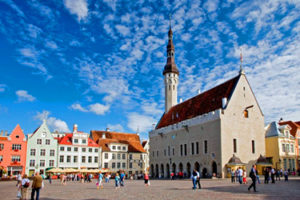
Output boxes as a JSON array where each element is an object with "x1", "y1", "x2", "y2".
[
  {"x1": 90, "y1": 130, "x2": 146, "y2": 153},
  {"x1": 156, "y1": 74, "x2": 241, "y2": 129},
  {"x1": 58, "y1": 133, "x2": 98, "y2": 147}
]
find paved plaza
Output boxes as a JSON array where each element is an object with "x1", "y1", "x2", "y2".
[{"x1": 1, "y1": 177, "x2": 300, "y2": 200}]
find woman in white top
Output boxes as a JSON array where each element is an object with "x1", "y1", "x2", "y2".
[{"x1": 20, "y1": 174, "x2": 30, "y2": 200}]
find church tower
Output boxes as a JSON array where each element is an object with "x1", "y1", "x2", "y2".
[{"x1": 163, "y1": 19, "x2": 179, "y2": 113}]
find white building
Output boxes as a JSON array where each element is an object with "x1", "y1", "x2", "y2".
[
  {"x1": 57, "y1": 124, "x2": 100, "y2": 169},
  {"x1": 91, "y1": 130, "x2": 147, "y2": 176},
  {"x1": 149, "y1": 25, "x2": 265, "y2": 178}
]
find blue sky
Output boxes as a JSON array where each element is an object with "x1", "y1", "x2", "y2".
[{"x1": 0, "y1": 0, "x2": 299, "y2": 140}]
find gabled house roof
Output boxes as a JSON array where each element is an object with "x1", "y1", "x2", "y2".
[
  {"x1": 156, "y1": 74, "x2": 241, "y2": 129},
  {"x1": 58, "y1": 133, "x2": 98, "y2": 147},
  {"x1": 265, "y1": 121, "x2": 292, "y2": 138},
  {"x1": 279, "y1": 121, "x2": 300, "y2": 137},
  {"x1": 90, "y1": 130, "x2": 146, "y2": 153}
]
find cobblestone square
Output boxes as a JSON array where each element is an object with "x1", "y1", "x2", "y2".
[{"x1": 1, "y1": 177, "x2": 300, "y2": 200}]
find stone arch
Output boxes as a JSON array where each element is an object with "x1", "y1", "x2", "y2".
[
  {"x1": 155, "y1": 164, "x2": 159, "y2": 178},
  {"x1": 172, "y1": 163, "x2": 176, "y2": 173},
  {"x1": 194, "y1": 162, "x2": 200, "y2": 172},
  {"x1": 160, "y1": 164, "x2": 164, "y2": 178},
  {"x1": 202, "y1": 167, "x2": 208, "y2": 178},
  {"x1": 166, "y1": 164, "x2": 170, "y2": 178},
  {"x1": 212, "y1": 161, "x2": 217, "y2": 176},
  {"x1": 179, "y1": 163, "x2": 183, "y2": 172},
  {"x1": 150, "y1": 164, "x2": 154, "y2": 177},
  {"x1": 186, "y1": 162, "x2": 191, "y2": 178}
]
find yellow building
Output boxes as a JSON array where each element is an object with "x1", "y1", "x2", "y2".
[{"x1": 265, "y1": 122, "x2": 297, "y2": 171}]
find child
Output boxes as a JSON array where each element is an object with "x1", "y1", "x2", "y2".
[
  {"x1": 115, "y1": 173, "x2": 120, "y2": 189},
  {"x1": 243, "y1": 170, "x2": 247, "y2": 184}
]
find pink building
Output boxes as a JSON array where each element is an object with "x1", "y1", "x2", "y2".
[{"x1": 0, "y1": 125, "x2": 27, "y2": 176}]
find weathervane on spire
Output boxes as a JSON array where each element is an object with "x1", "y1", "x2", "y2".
[{"x1": 239, "y1": 47, "x2": 245, "y2": 74}]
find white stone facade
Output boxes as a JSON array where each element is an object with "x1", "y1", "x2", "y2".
[{"x1": 149, "y1": 74, "x2": 265, "y2": 178}]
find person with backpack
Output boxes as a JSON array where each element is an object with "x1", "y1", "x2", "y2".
[
  {"x1": 248, "y1": 165, "x2": 258, "y2": 192},
  {"x1": 20, "y1": 174, "x2": 30, "y2": 200},
  {"x1": 192, "y1": 169, "x2": 198, "y2": 190}
]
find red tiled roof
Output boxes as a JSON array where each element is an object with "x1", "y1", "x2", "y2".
[
  {"x1": 0, "y1": 137, "x2": 8, "y2": 141},
  {"x1": 142, "y1": 141, "x2": 147, "y2": 148},
  {"x1": 295, "y1": 121, "x2": 300, "y2": 126},
  {"x1": 279, "y1": 121, "x2": 300, "y2": 137},
  {"x1": 58, "y1": 133, "x2": 98, "y2": 147},
  {"x1": 156, "y1": 75, "x2": 241, "y2": 129},
  {"x1": 90, "y1": 131, "x2": 146, "y2": 153}
]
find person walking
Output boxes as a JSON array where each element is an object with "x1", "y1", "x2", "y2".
[
  {"x1": 231, "y1": 169, "x2": 235, "y2": 183},
  {"x1": 120, "y1": 171, "x2": 125, "y2": 187},
  {"x1": 20, "y1": 174, "x2": 30, "y2": 200},
  {"x1": 144, "y1": 172, "x2": 149, "y2": 186},
  {"x1": 195, "y1": 169, "x2": 201, "y2": 189},
  {"x1": 264, "y1": 168, "x2": 269, "y2": 184},
  {"x1": 275, "y1": 170, "x2": 280, "y2": 181},
  {"x1": 115, "y1": 173, "x2": 120, "y2": 189},
  {"x1": 271, "y1": 168, "x2": 275, "y2": 183},
  {"x1": 192, "y1": 169, "x2": 198, "y2": 190},
  {"x1": 243, "y1": 170, "x2": 247, "y2": 184},
  {"x1": 256, "y1": 169, "x2": 260, "y2": 184},
  {"x1": 16, "y1": 173, "x2": 22, "y2": 187},
  {"x1": 284, "y1": 170, "x2": 288, "y2": 181},
  {"x1": 97, "y1": 173, "x2": 103, "y2": 189},
  {"x1": 248, "y1": 165, "x2": 257, "y2": 192},
  {"x1": 238, "y1": 167, "x2": 243, "y2": 184},
  {"x1": 31, "y1": 172, "x2": 43, "y2": 200},
  {"x1": 48, "y1": 174, "x2": 52, "y2": 184}
]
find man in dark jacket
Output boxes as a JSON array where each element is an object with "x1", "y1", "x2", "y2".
[
  {"x1": 248, "y1": 165, "x2": 257, "y2": 192},
  {"x1": 31, "y1": 172, "x2": 43, "y2": 200}
]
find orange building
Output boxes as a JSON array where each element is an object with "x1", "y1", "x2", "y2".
[{"x1": 0, "y1": 125, "x2": 27, "y2": 176}]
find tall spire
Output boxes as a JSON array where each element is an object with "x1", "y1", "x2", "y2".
[
  {"x1": 163, "y1": 14, "x2": 179, "y2": 75},
  {"x1": 239, "y1": 47, "x2": 245, "y2": 75}
]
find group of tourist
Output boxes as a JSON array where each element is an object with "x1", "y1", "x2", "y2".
[
  {"x1": 16, "y1": 172, "x2": 43, "y2": 200},
  {"x1": 229, "y1": 165, "x2": 292, "y2": 192},
  {"x1": 264, "y1": 168, "x2": 289, "y2": 183},
  {"x1": 230, "y1": 167, "x2": 251, "y2": 184}
]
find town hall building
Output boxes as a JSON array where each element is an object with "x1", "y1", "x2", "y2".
[{"x1": 149, "y1": 24, "x2": 266, "y2": 178}]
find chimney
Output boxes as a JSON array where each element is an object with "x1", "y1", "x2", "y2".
[
  {"x1": 222, "y1": 97, "x2": 227, "y2": 109},
  {"x1": 73, "y1": 124, "x2": 78, "y2": 133},
  {"x1": 0, "y1": 130, "x2": 3, "y2": 136},
  {"x1": 106, "y1": 128, "x2": 110, "y2": 132},
  {"x1": 179, "y1": 98, "x2": 183, "y2": 103},
  {"x1": 197, "y1": 89, "x2": 201, "y2": 94},
  {"x1": 5, "y1": 131, "x2": 8, "y2": 136},
  {"x1": 102, "y1": 132, "x2": 106, "y2": 139}
]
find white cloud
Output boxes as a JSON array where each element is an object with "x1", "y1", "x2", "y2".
[
  {"x1": 63, "y1": 0, "x2": 88, "y2": 21},
  {"x1": 115, "y1": 25, "x2": 131, "y2": 37},
  {"x1": 70, "y1": 103, "x2": 88, "y2": 112},
  {"x1": 203, "y1": 0, "x2": 219, "y2": 13},
  {"x1": 45, "y1": 40, "x2": 58, "y2": 49},
  {"x1": 127, "y1": 113, "x2": 156, "y2": 133},
  {"x1": 107, "y1": 124, "x2": 124, "y2": 132},
  {"x1": 16, "y1": 90, "x2": 36, "y2": 102},
  {"x1": 0, "y1": 84, "x2": 6, "y2": 92},
  {"x1": 35, "y1": 110, "x2": 70, "y2": 132},
  {"x1": 89, "y1": 103, "x2": 110, "y2": 115}
]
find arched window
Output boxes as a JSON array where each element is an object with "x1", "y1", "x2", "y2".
[
  {"x1": 244, "y1": 110, "x2": 249, "y2": 118},
  {"x1": 169, "y1": 85, "x2": 171, "y2": 90},
  {"x1": 173, "y1": 85, "x2": 175, "y2": 90}
]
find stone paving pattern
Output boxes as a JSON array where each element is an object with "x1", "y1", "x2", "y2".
[{"x1": 1, "y1": 177, "x2": 300, "y2": 200}]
